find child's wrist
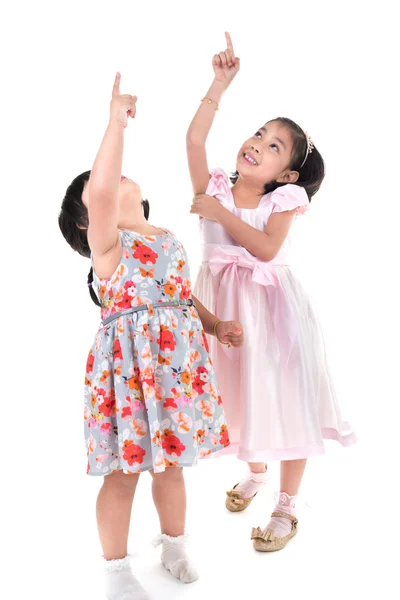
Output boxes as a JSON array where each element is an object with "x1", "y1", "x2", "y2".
[
  {"x1": 213, "y1": 319, "x2": 222, "y2": 339},
  {"x1": 107, "y1": 119, "x2": 126, "y2": 133},
  {"x1": 211, "y1": 78, "x2": 230, "y2": 91},
  {"x1": 207, "y1": 79, "x2": 230, "y2": 99}
]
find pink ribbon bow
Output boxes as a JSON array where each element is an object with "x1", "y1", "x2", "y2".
[{"x1": 206, "y1": 247, "x2": 297, "y2": 364}]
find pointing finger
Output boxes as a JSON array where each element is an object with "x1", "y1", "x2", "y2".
[{"x1": 112, "y1": 72, "x2": 121, "y2": 97}]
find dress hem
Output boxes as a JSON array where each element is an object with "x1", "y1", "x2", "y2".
[
  {"x1": 86, "y1": 444, "x2": 230, "y2": 476},
  {"x1": 204, "y1": 426, "x2": 357, "y2": 462}
]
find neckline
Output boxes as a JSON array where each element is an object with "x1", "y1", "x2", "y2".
[
  {"x1": 230, "y1": 187, "x2": 266, "y2": 211},
  {"x1": 119, "y1": 227, "x2": 169, "y2": 238}
]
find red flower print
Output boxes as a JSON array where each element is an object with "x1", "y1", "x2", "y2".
[
  {"x1": 180, "y1": 287, "x2": 191, "y2": 300},
  {"x1": 220, "y1": 424, "x2": 230, "y2": 448},
  {"x1": 86, "y1": 351, "x2": 95, "y2": 374},
  {"x1": 123, "y1": 280, "x2": 136, "y2": 295},
  {"x1": 121, "y1": 405, "x2": 132, "y2": 420},
  {"x1": 157, "y1": 326, "x2": 176, "y2": 352},
  {"x1": 98, "y1": 395, "x2": 116, "y2": 417},
  {"x1": 116, "y1": 293, "x2": 133, "y2": 310},
  {"x1": 101, "y1": 422, "x2": 112, "y2": 434},
  {"x1": 133, "y1": 244, "x2": 158, "y2": 265},
  {"x1": 113, "y1": 339, "x2": 123, "y2": 361},
  {"x1": 196, "y1": 366, "x2": 208, "y2": 376},
  {"x1": 192, "y1": 377, "x2": 205, "y2": 395},
  {"x1": 123, "y1": 442, "x2": 146, "y2": 466},
  {"x1": 162, "y1": 434, "x2": 186, "y2": 457},
  {"x1": 163, "y1": 397, "x2": 178, "y2": 412},
  {"x1": 218, "y1": 395, "x2": 223, "y2": 406}
]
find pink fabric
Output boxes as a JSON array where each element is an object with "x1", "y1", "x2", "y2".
[
  {"x1": 194, "y1": 169, "x2": 356, "y2": 463},
  {"x1": 203, "y1": 244, "x2": 296, "y2": 364}
]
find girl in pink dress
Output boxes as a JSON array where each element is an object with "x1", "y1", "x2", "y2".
[{"x1": 187, "y1": 33, "x2": 356, "y2": 552}]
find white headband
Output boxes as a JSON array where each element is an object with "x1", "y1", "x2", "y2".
[{"x1": 299, "y1": 131, "x2": 314, "y2": 169}]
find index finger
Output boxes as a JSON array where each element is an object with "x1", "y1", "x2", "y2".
[
  {"x1": 112, "y1": 72, "x2": 121, "y2": 97},
  {"x1": 225, "y1": 31, "x2": 234, "y2": 53}
]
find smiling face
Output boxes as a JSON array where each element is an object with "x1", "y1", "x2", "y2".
[{"x1": 236, "y1": 120, "x2": 300, "y2": 189}]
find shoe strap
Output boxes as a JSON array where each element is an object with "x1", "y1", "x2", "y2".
[{"x1": 271, "y1": 511, "x2": 298, "y2": 528}]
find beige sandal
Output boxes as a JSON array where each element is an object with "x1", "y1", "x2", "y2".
[
  {"x1": 225, "y1": 484, "x2": 258, "y2": 512},
  {"x1": 251, "y1": 511, "x2": 298, "y2": 552}
]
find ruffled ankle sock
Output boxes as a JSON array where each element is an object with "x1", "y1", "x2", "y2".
[
  {"x1": 235, "y1": 466, "x2": 268, "y2": 499},
  {"x1": 103, "y1": 555, "x2": 149, "y2": 600},
  {"x1": 265, "y1": 492, "x2": 297, "y2": 537},
  {"x1": 153, "y1": 534, "x2": 199, "y2": 584}
]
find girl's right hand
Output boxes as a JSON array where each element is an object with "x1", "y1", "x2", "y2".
[
  {"x1": 212, "y1": 32, "x2": 240, "y2": 85},
  {"x1": 109, "y1": 72, "x2": 137, "y2": 128}
]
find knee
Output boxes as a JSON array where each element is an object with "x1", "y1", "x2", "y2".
[
  {"x1": 151, "y1": 467, "x2": 184, "y2": 485},
  {"x1": 103, "y1": 470, "x2": 140, "y2": 493}
]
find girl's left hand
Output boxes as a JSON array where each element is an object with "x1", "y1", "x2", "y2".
[
  {"x1": 216, "y1": 321, "x2": 244, "y2": 348},
  {"x1": 190, "y1": 194, "x2": 222, "y2": 221}
]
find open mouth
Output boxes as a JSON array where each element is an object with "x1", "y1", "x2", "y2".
[{"x1": 243, "y1": 152, "x2": 258, "y2": 166}]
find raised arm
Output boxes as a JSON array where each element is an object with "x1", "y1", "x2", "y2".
[
  {"x1": 88, "y1": 73, "x2": 137, "y2": 258},
  {"x1": 191, "y1": 194, "x2": 296, "y2": 262},
  {"x1": 186, "y1": 32, "x2": 240, "y2": 195}
]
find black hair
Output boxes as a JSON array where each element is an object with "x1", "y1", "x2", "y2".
[
  {"x1": 230, "y1": 117, "x2": 325, "y2": 201},
  {"x1": 58, "y1": 170, "x2": 150, "y2": 307}
]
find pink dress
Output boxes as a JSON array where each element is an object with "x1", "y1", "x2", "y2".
[{"x1": 194, "y1": 169, "x2": 356, "y2": 462}]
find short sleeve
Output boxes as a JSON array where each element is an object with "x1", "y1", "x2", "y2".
[
  {"x1": 270, "y1": 184, "x2": 310, "y2": 216},
  {"x1": 206, "y1": 168, "x2": 231, "y2": 198}
]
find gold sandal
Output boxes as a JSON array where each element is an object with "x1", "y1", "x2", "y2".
[
  {"x1": 251, "y1": 511, "x2": 298, "y2": 552},
  {"x1": 225, "y1": 484, "x2": 258, "y2": 512}
]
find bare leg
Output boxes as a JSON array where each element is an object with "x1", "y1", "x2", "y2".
[
  {"x1": 150, "y1": 467, "x2": 186, "y2": 536},
  {"x1": 96, "y1": 470, "x2": 140, "y2": 560},
  {"x1": 252, "y1": 459, "x2": 307, "y2": 551},
  {"x1": 280, "y1": 459, "x2": 307, "y2": 496},
  {"x1": 150, "y1": 467, "x2": 198, "y2": 584},
  {"x1": 248, "y1": 461, "x2": 267, "y2": 473}
]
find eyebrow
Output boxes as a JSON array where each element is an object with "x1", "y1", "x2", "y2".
[{"x1": 259, "y1": 126, "x2": 287, "y2": 149}]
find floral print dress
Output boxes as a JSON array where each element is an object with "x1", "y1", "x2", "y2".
[{"x1": 84, "y1": 229, "x2": 229, "y2": 476}]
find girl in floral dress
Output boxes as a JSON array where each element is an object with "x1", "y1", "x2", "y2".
[{"x1": 58, "y1": 73, "x2": 243, "y2": 600}]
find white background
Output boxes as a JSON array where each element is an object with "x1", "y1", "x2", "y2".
[{"x1": 1, "y1": 1, "x2": 399, "y2": 598}]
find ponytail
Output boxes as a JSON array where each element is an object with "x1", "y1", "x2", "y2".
[
  {"x1": 87, "y1": 267, "x2": 102, "y2": 307},
  {"x1": 60, "y1": 172, "x2": 151, "y2": 310}
]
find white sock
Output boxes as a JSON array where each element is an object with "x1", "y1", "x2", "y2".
[
  {"x1": 103, "y1": 555, "x2": 149, "y2": 600},
  {"x1": 152, "y1": 534, "x2": 199, "y2": 584},
  {"x1": 235, "y1": 466, "x2": 268, "y2": 499}
]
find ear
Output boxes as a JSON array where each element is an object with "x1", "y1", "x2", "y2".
[{"x1": 277, "y1": 170, "x2": 299, "y2": 184}]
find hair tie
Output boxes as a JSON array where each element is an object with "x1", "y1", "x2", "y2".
[{"x1": 88, "y1": 282, "x2": 93, "y2": 287}]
